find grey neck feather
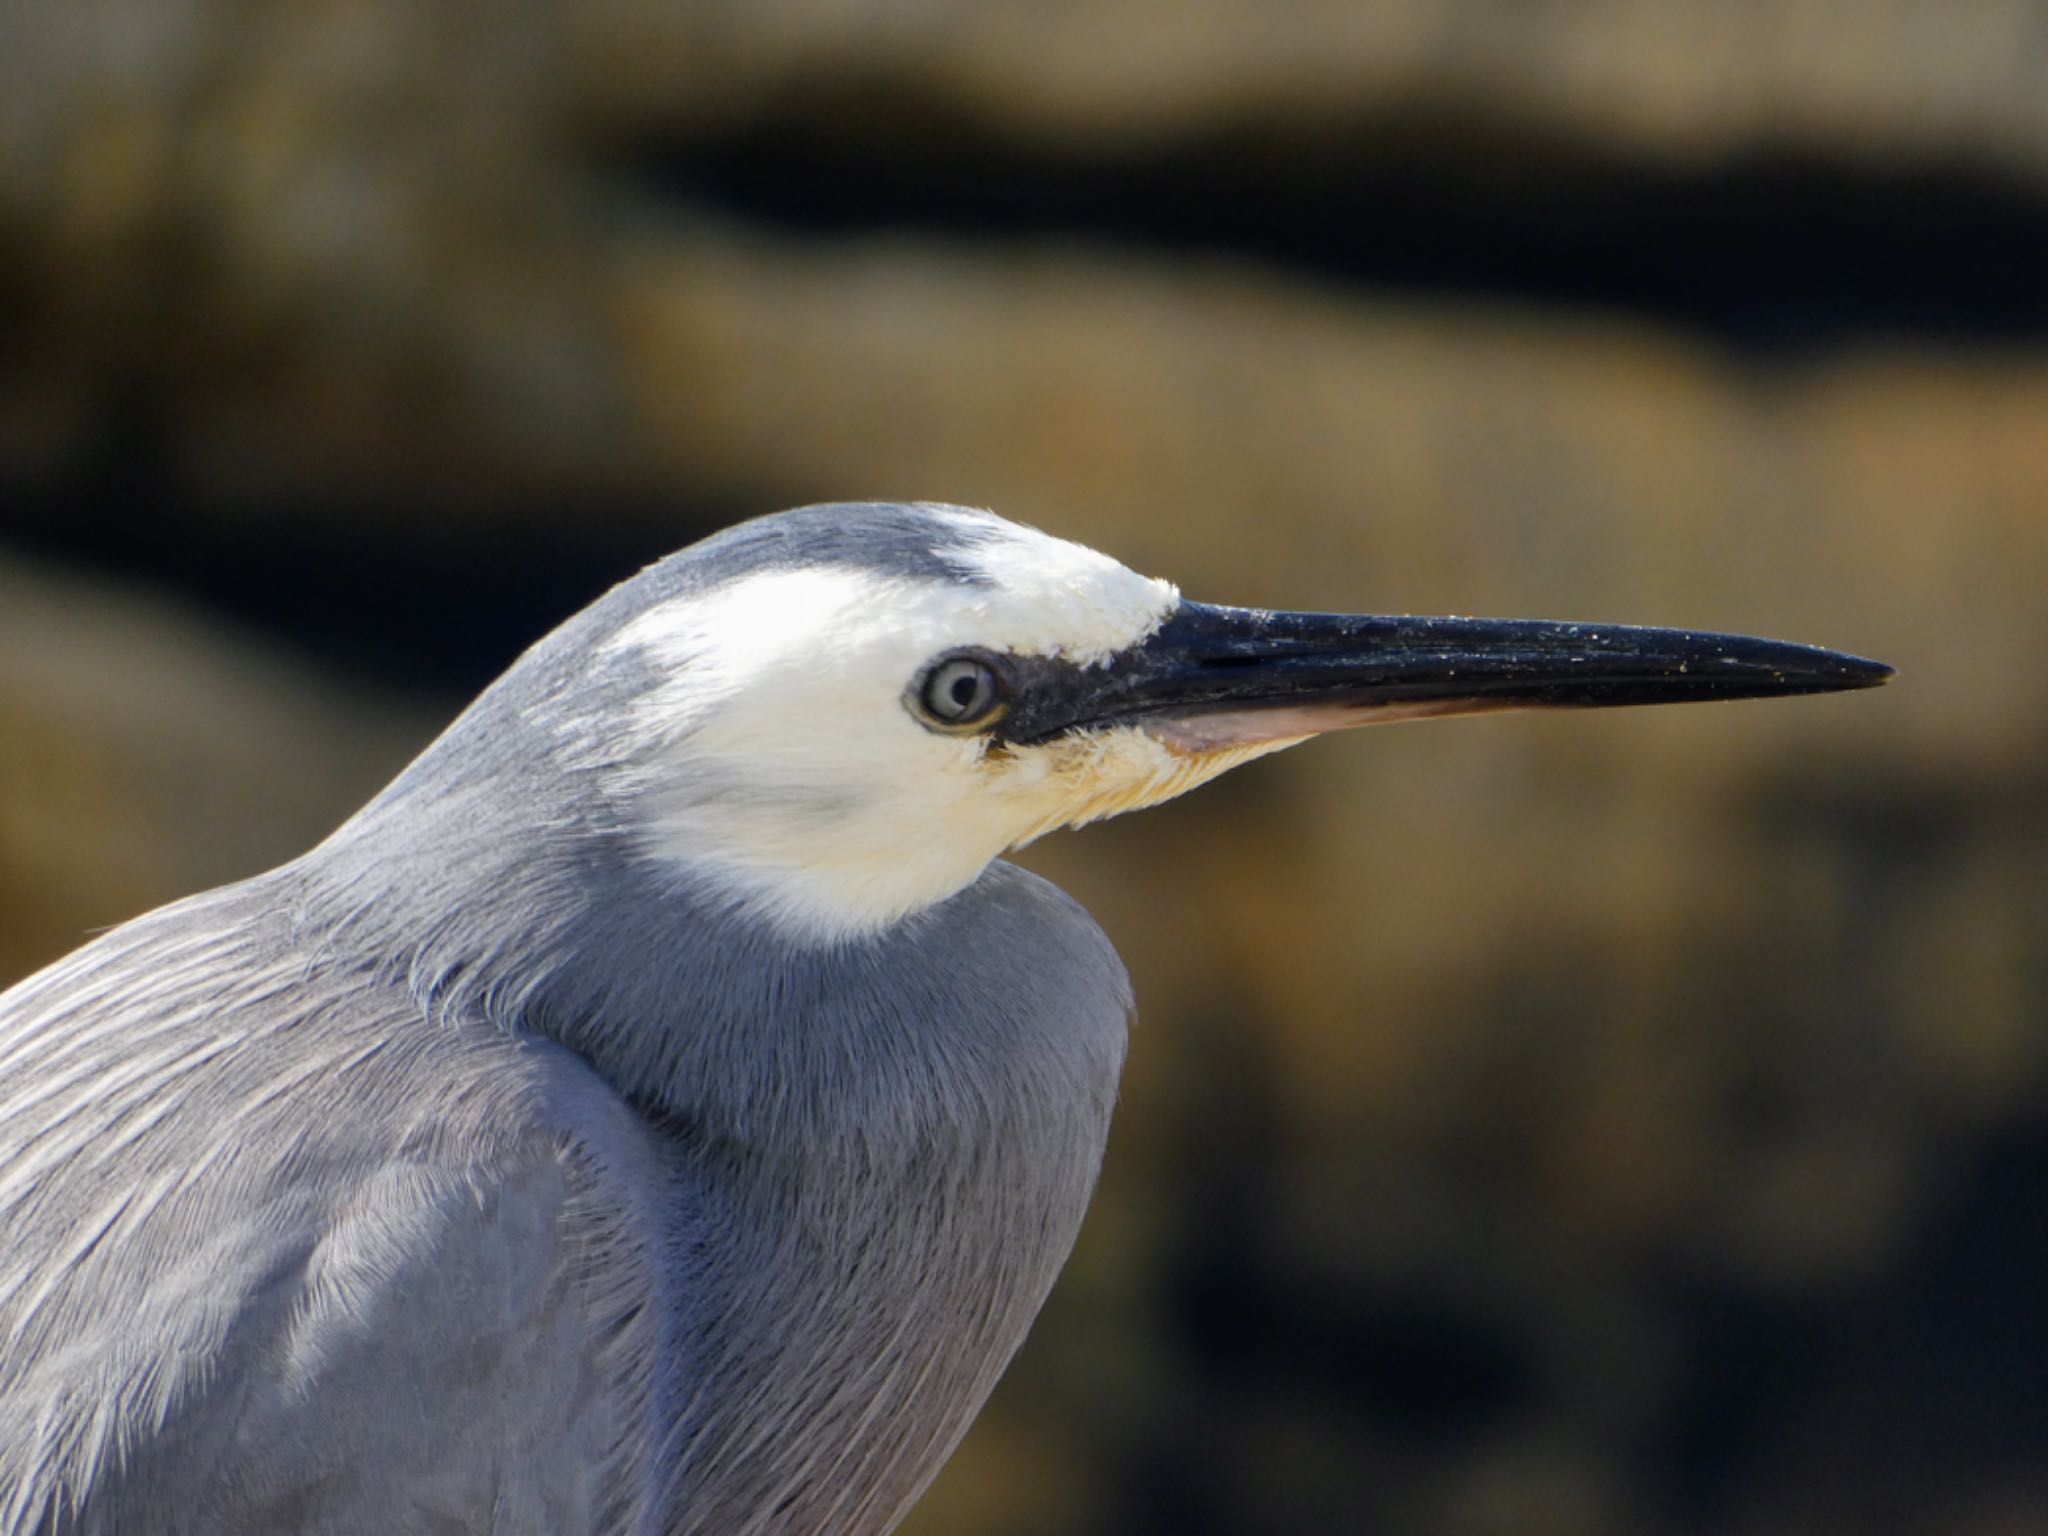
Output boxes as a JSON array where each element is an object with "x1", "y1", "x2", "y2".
[
  {"x1": 302, "y1": 500, "x2": 1127, "y2": 1152},
  {"x1": 294, "y1": 538, "x2": 1133, "y2": 1530},
  {"x1": 303, "y1": 562, "x2": 1131, "y2": 1159}
]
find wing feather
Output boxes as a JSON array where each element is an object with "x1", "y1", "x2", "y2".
[{"x1": 0, "y1": 890, "x2": 668, "y2": 1535}]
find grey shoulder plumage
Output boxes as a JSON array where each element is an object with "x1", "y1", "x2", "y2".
[{"x1": 0, "y1": 873, "x2": 681, "y2": 1533}]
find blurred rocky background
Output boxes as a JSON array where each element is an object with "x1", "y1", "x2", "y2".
[{"x1": 2, "y1": 2, "x2": 2045, "y2": 1532}]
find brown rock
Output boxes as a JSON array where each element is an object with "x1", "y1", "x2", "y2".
[{"x1": 0, "y1": 552, "x2": 431, "y2": 982}]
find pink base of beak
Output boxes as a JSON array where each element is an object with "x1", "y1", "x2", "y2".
[{"x1": 1143, "y1": 698, "x2": 1515, "y2": 755}]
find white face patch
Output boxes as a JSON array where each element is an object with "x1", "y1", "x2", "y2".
[{"x1": 596, "y1": 515, "x2": 1191, "y2": 945}]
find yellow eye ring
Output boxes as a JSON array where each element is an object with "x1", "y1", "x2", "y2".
[{"x1": 912, "y1": 654, "x2": 1010, "y2": 732}]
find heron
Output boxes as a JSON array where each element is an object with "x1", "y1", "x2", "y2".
[{"x1": 0, "y1": 502, "x2": 1888, "y2": 1534}]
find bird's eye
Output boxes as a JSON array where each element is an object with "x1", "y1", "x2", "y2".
[{"x1": 914, "y1": 654, "x2": 1009, "y2": 732}]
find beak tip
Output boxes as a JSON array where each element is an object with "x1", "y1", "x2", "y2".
[{"x1": 1837, "y1": 653, "x2": 1896, "y2": 690}]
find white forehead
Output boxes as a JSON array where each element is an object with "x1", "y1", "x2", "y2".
[
  {"x1": 604, "y1": 515, "x2": 1177, "y2": 701},
  {"x1": 935, "y1": 509, "x2": 1179, "y2": 656}
]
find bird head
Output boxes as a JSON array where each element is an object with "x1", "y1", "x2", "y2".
[{"x1": 582, "y1": 502, "x2": 1888, "y2": 945}]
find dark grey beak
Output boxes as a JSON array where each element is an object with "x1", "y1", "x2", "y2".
[{"x1": 999, "y1": 602, "x2": 1893, "y2": 748}]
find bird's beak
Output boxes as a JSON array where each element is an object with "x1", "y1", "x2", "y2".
[{"x1": 1002, "y1": 602, "x2": 1893, "y2": 751}]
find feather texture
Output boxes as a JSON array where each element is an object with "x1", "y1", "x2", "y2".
[{"x1": 0, "y1": 504, "x2": 1136, "y2": 1534}]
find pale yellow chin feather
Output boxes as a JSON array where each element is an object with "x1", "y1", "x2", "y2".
[{"x1": 996, "y1": 726, "x2": 1312, "y2": 852}]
